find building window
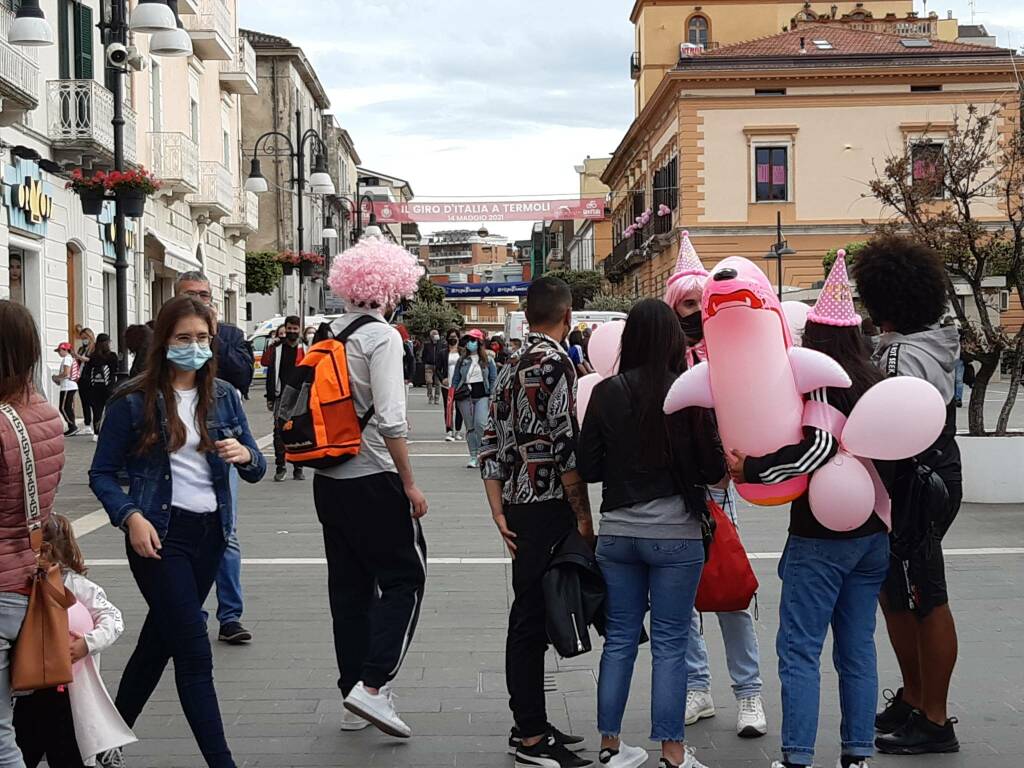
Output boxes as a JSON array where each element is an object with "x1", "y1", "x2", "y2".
[
  {"x1": 911, "y1": 142, "x2": 944, "y2": 197},
  {"x1": 222, "y1": 129, "x2": 230, "y2": 167},
  {"x1": 190, "y1": 99, "x2": 200, "y2": 144},
  {"x1": 755, "y1": 88, "x2": 786, "y2": 96},
  {"x1": 754, "y1": 146, "x2": 789, "y2": 202},
  {"x1": 687, "y1": 15, "x2": 709, "y2": 47},
  {"x1": 58, "y1": 1, "x2": 93, "y2": 80}
]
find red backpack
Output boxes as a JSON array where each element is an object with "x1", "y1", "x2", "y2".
[{"x1": 695, "y1": 498, "x2": 759, "y2": 613}]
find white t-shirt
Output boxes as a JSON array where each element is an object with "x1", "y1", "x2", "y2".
[
  {"x1": 169, "y1": 388, "x2": 217, "y2": 513},
  {"x1": 59, "y1": 356, "x2": 78, "y2": 392},
  {"x1": 466, "y1": 358, "x2": 484, "y2": 384},
  {"x1": 447, "y1": 351, "x2": 460, "y2": 383}
]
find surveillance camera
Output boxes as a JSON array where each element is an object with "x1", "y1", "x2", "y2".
[
  {"x1": 106, "y1": 43, "x2": 129, "y2": 67},
  {"x1": 126, "y1": 47, "x2": 147, "y2": 72}
]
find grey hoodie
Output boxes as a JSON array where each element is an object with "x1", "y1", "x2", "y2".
[{"x1": 875, "y1": 324, "x2": 959, "y2": 404}]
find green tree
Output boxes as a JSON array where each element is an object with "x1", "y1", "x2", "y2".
[
  {"x1": 821, "y1": 242, "x2": 868, "y2": 277},
  {"x1": 585, "y1": 294, "x2": 636, "y2": 313},
  {"x1": 245, "y1": 251, "x2": 283, "y2": 295},
  {"x1": 545, "y1": 269, "x2": 604, "y2": 310},
  {"x1": 415, "y1": 275, "x2": 446, "y2": 305},
  {"x1": 403, "y1": 301, "x2": 464, "y2": 339}
]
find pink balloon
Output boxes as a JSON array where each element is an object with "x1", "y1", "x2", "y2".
[
  {"x1": 808, "y1": 452, "x2": 875, "y2": 532},
  {"x1": 781, "y1": 301, "x2": 811, "y2": 345},
  {"x1": 842, "y1": 377, "x2": 946, "y2": 461},
  {"x1": 576, "y1": 373, "x2": 604, "y2": 424},
  {"x1": 588, "y1": 321, "x2": 624, "y2": 378}
]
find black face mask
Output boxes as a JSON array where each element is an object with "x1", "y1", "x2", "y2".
[
  {"x1": 448, "y1": 338, "x2": 458, "y2": 347},
  {"x1": 679, "y1": 312, "x2": 703, "y2": 342},
  {"x1": 285, "y1": 332, "x2": 299, "y2": 342}
]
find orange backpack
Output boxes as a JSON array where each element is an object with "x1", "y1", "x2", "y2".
[{"x1": 277, "y1": 315, "x2": 379, "y2": 468}]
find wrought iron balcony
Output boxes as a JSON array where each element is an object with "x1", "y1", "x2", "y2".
[
  {"x1": 182, "y1": 0, "x2": 233, "y2": 60},
  {"x1": 0, "y1": 8, "x2": 39, "y2": 121},
  {"x1": 188, "y1": 161, "x2": 233, "y2": 221},
  {"x1": 47, "y1": 79, "x2": 137, "y2": 166},
  {"x1": 148, "y1": 132, "x2": 199, "y2": 196},
  {"x1": 218, "y1": 37, "x2": 257, "y2": 95}
]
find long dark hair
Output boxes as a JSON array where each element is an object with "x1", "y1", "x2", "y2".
[
  {"x1": 129, "y1": 296, "x2": 218, "y2": 456},
  {"x1": 0, "y1": 300, "x2": 41, "y2": 404},
  {"x1": 618, "y1": 299, "x2": 686, "y2": 465},
  {"x1": 802, "y1": 320, "x2": 882, "y2": 401}
]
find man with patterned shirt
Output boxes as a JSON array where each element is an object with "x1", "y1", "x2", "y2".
[{"x1": 480, "y1": 277, "x2": 595, "y2": 768}]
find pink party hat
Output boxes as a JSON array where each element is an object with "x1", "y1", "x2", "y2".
[
  {"x1": 808, "y1": 250, "x2": 862, "y2": 327},
  {"x1": 666, "y1": 231, "x2": 707, "y2": 285}
]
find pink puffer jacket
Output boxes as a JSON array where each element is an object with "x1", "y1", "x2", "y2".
[{"x1": 0, "y1": 393, "x2": 64, "y2": 594}]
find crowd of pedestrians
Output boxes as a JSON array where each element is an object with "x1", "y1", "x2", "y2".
[{"x1": 0, "y1": 230, "x2": 965, "y2": 768}]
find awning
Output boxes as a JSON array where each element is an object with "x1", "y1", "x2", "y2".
[{"x1": 145, "y1": 227, "x2": 200, "y2": 275}]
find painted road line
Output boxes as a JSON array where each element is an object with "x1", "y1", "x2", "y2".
[
  {"x1": 74, "y1": 431, "x2": 277, "y2": 539},
  {"x1": 84, "y1": 547, "x2": 1024, "y2": 568}
]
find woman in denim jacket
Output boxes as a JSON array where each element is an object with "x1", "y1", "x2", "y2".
[
  {"x1": 450, "y1": 332, "x2": 497, "y2": 469},
  {"x1": 89, "y1": 296, "x2": 266, "y2": 768}
]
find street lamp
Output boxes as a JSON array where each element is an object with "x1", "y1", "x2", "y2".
[
  {"x1": 149, "y1": 1, "x2": 193, "y2": 58},
  {"x1": 11, "y1": 0, "x2": 185, "y2": 375},
  {"x1": 245, "y1": 110, "x2": 336, "y2": 332},
  {"x1": 763, "y1": 210, "x2": 796, "y2": 300}
]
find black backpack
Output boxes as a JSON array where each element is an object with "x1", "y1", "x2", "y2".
[{"x1": 889, "y1": 454, "x2": 949, "y2": 561}]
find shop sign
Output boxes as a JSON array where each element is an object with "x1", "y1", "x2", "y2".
[
  {"x1": 98, "y1": 201, "x2": 138, "y2": 261},
  {"x1": 3, "y1": 158, "x2": 54, "y2": 236},
  {"x1": 442, "y1": 281, "x2": 530, "y2": 298}
]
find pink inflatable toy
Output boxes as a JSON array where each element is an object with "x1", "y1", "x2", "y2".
[{"x1": 663, "y1": 256, "x2": 852, "y2": 505}]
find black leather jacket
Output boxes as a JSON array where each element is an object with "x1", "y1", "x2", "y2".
[
  {"x1": 577, "y1": 370, "x2": 725, "y2": 515},
  {"x1": 542, "y1": 527, "x2": 606, "y2": 658}
]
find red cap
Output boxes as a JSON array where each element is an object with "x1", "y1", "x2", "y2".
[{"x1": 55, "y1": 342, "x2": 73, "y2": 352}]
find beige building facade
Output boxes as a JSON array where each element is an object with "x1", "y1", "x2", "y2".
[{"x1": 0, "y1": 0, "x2": 255, "y2": 399}]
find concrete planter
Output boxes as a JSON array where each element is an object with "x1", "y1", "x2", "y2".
[{"x1": 959, "y1": 435, "x2": 1024, "y2": 503}]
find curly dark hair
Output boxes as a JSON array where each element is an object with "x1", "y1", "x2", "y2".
[{"x1": 851, "y1": 235, "x2": 948, "y2": 333}]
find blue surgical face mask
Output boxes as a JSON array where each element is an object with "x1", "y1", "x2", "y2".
[
  {"x1": 466, "y1": 341, "x2": 479, "y2": 353},
  {"x1": 166, "y1": 342, "x2": 213, "y2": 371}
]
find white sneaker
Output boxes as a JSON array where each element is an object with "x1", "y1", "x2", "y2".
[
  {"x1": 677, "y1": 746, "x2": 708, "y2": 768},
  {"x1": 343, "y1": 681, "x2": 410, "y2": 738},
  {"x1": 92, "y1": 434, "x2": 99, "y2": 442},
  {"x1": 340, "y1": 707, "x2": 371, "y2": 731},
  {"x1": 685, "y1": 689, "x2": 715, "y2": 726},
  {"x1": 600, "y1": 741, "x2": 649, "y2": 767},
  {"x1": 737, "y1": 694, "x2": 767, "y2": 738},
  {"x1": 467, "y1": 458, "x2": 479, "y2": 469},
  {"x1": 445, "y1": 431, "x2": 455, "y2": 442},
  {"x1": 454, "y1": 431, "x2": 464, "y2": 441},
  {"x1": 79, "y1": 425, "x2": 94, "y2": 436}
]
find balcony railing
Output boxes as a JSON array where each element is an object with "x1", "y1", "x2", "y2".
[
  {"x1": 188, "y1": 161, "x2": 233, "y2": 219},
  {"x1": 630, "y1": 51, "x2": 640, "y2": 80},
  {"x1": 223, "y1": 190, "x2": 259, "y2": 237},
  {"x1": 148, "y1": 132, "x2": 199, "y2": 195},
  {"x1": 182, "y1": 0, "x2": 233, "y2": 60},
  {"x1": 47, "y1": 79, "x2": 137, "y2": 164},
  {"x1": 0, "y1": 8, "x2": 39, "y2": 110},
  {"x1": 218, "y1": 37, "x2": 257, "y2": 95}
]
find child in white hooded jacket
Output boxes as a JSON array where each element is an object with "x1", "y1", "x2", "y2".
[{"x1": 14, "y1": 514, "x2": 136, "y2": 767}]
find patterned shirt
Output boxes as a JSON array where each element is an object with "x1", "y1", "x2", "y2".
[{"x1": 480, "y1": 333, "x2": 579, "y2": 505}]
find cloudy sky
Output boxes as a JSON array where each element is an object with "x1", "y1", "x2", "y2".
[{"x1": 240, "y1": 0, "x2": 1024, "y2": 241}]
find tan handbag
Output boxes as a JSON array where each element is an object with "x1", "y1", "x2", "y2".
[{"x1": 0, "y1": 403, "x2": 76, "y2": 692}]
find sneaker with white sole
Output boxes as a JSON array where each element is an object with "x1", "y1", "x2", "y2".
[
  {"x1": 737, "y1": 694, "x2": 768, "y2": 738},
  {"x1": 685, "y1": 689, "x2": 715, "y2": 726},
  {"x1": 467, "y1": 457, "x2": 479, "y2": 469},
  {"x1": 340, "y1": 707, "x2": 371, "y2": 731},
  {"x1": 599, "y1": 741, "x2": 649, "y2": 767},
  {"x1": 445, "y1": 431, "x2": 456, "y2": 442},
  {"x1": 509, "y1": 725, "x2": 585, "y2": 755},
  {"x1": 343, "y1": 682, "x2": 410, "y2": 738},
  {"x1": 515, "y1": 732, "x2": 592, "y2": 767},
  {"x1": 79, "y1": 425, "x2": 94, "y2": 436},
  {"x1": 659, "y1": 746, "x2": 707, "y2": 768}
]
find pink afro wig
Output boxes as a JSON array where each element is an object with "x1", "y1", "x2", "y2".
[
  {"x1": 663, "y1": 272, "x2": 706, "y2": 312},
  {"x1": 328, "y1": 237, "x2": 424, "y2": 309}
]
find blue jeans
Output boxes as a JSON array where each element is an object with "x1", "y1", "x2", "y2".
[
  {"x1": 0, "y1": 593, "x2": 27, "y2": 768},
  {"x1": 597, "y1": 536, "x2": 704, "y2": 743},
  {"x1": 116, "y1": 510, "x2": 235, "y2": 768},
  {"x1": 457, "y1": 396, "x2": 489, "y2": 458},
  {"x1": 777, "y1": 533, "x2": 890, "y2": 766},
  {"x1": 215, "y1": 467, "x2": 243, "y2": 626},
  {"x1": 954, "y1": 358, "x2": 965, "y2": 402},
  {"x1": 685, "y1": 490, "x2": 761, "y2": 698}
]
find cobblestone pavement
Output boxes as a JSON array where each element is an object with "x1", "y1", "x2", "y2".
[{"x1": 55, "y1": 390, "x2": 1024, "y2": 767}]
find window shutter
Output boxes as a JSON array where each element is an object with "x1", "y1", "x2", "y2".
[
  {"x1": 58, "y1": 0, "x2": 70, "y2": 79},
  {"x1": 73, "y1": 2, "x2": 93, "y2": 81}
]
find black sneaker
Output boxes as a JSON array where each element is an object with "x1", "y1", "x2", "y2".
[
  {"x1": 218, "y1": 621, "x2": 253, "y2": 645},
  {"x1": 509, "y1": 725, "x2": 586, "y2": 755},
  {"x1": 64, "y1": 426, "x2": 79, "y2": 437},
  {"x1": 274, "y1": 467, "x2": 287, "y2": 482},
  {"x1": 875, "y1": 687, "x2": 914, "y2": 734},
  {"x1": 293, "y1": 468, "x2": 305, "y2": 481},
  {"x1": 875, "y1": 710, "x2": 959, "y2": 755},
  {"x1": 515, "y1": 733, "x2": 592, "y2": 768}
]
